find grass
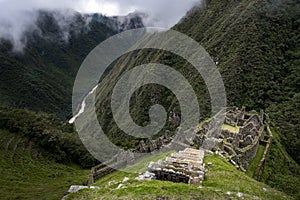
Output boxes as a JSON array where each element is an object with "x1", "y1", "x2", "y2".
[
  {"x1": 0, "y1": 130, "x2": 90, "y2": 200},
  {"x1": 259, "y1": 127, "x2": 300, "y2": 199},
  {"x1": 222, "y1": 124, "x2": 240, "y2": 133},
  {"x1": 198, "y1": 118, "x2": 211, "y2": 127},
  {"x1": 92, "y1": 150, "x2": 175, "y2": 186},
  {"x1": 246, "y1": 144, "x2": 266, "y2": 177},
  {"x1": 124, "y1": 151, "x2": 175, "y2": 173},
  {"x1": 68, "y1": 152, "x2": 293, "y2": 200}
]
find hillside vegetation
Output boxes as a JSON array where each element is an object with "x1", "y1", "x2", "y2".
[
  {"x1": 0, "y1": 10, "x2": 143, "y2": 119},
  {"x1": 67, "y1": 153, "x2": 292, "y2": 200},
  {"x1": 0, "y1": 129, "x2": 89, "y2": 200},
  {"x1": 174, "y1": 0, "x2": 300, "y2": 165},
  {"x1": 0, "y1": 106, "x2": 97, "y2": 168},
  {"x1": 0, "y1": 0, "x2": 299, "y2": 199},
  {"x1": 92, "y1": 0, "x2": 300, "y2": 197}
]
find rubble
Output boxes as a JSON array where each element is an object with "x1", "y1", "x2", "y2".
[
  {"x1": 135, "y1": 171, "x2": 156, "y2": 181},
  {"x1": 61, "y1": 185, "x2": 99, "y2": 200}
]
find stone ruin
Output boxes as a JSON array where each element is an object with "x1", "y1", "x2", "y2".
[
  {"x1": 89, "y1": 107, "x2": 272, "y2": 184},
  {"x1": 133, "y1": 131, "x2": 174, "y2": 153},
  {"x1": 139, "y1": 148, "x2": 205, "y2": 185},
  {"x1": 193, "y1": 107, "x2": 272, "y2": 171}
]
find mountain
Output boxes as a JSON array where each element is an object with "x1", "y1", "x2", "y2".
[
  {"x1": 0, "y1": 106, "x2": 96, "y2": 167},
  {"x1": 174, "y1": 0, "x2": 300, "y2": 165},
  {"x1": 0, "y1": 0, "x2": 299, "y2": 199},
  {"x1": 0, "y1": 9, "x2": 144, "y2": 120},
  {"x1": 91, "y1": 0, "x2": 300, "y2": 197},
  {"x1": 0, "y1": 10, "x2": 145, "y2": 199}
]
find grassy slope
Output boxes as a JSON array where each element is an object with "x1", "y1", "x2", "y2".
[
  {"x1": 68, "y1": 153, "x2": 292, "y2": 200},
  {"x1": 0, "y1": 130, "x2": 89, "y2": 200},
  {"x1": 259, "y1": 128, "x2": 300, "y2": 199},
  {"x1": 246, "y1": 144, "x2": 265, "y2": 177},
  {"x1": 174, "y1": 0, "x2": 300, "y2": 164},
  {"x1": 176, "y1": 1, "x2": 300, "y2": 197},
  {"x1": 91, "y1": 0, "x2": 300, "y2": 197},
  {"x1": 0, "y1": 106, "x2": 97, "y2": 168}
]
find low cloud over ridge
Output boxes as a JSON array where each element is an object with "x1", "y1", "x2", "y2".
[{"x1": 0, "y1": 0, "x2": 201, "y2": 51}]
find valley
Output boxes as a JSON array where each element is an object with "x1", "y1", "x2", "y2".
[{"x1": 0, "y1": 0, "x2": 299, "y2": 199}]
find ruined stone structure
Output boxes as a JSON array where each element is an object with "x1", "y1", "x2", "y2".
[
  {"x1": 134, "y1": 131, "x2": 174, "y2": 153},
  {"x1": 89, "y1": 107, "x2": 272, "y2": 184},
  {"x1": 147, "y1": 148, "x2": 205, "y2": 185},
  {"x1": 194, "y1": 107, "x2": 272, "y2": 171},
  {"x1": 88, "y1": 150, "x2": 135, "y2": 185}
]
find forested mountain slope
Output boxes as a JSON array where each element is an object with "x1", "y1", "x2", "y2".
[
  {"x1": 174, "y1": 0, "x2": 300, "y2": 164},
  {"x1": 0, "y1": 10, "x2": 144, "y2": 119},
  {"x1": 92, "y1": 0, "x2": 300, "y2": 197}
]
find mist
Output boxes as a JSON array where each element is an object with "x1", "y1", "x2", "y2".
[{"x1": 0, "y1": 0, "x2": 201, "y2": 51}]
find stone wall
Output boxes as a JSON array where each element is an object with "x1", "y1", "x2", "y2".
[
  {"x1": 254, "y1": 125, "x2": 273, "y2": 180},
  {"x1": 88, "y1": 107, "x2": 272, "y2": 184},
  {"x1": 193, "y1": 107, "x2": 271, "y2": 172},
  {"x1": 148, "y1": 148, "x2": 205, "y2": 185},
  {"x1": 134, "y1": 131, "x2": 173, "y2": 153}
]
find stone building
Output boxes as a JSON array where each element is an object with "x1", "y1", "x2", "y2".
[
  {"x1": 147, "y1": 148, "x2": 205, "y2": 185},
  {"x1": 193, "y1": 107, "x2": 271, "y2": 171}
]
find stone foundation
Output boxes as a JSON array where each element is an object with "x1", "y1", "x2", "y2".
[
  {"x1": 193, "y1": 107, "x2": 272, "y2": 171},
  {"x1": 148, "y1": 148, "x2": 205, "y2": 185}
]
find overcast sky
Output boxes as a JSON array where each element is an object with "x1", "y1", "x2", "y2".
[{"x1": 0, "y1": 0, "x2": 200, "y2": 51}]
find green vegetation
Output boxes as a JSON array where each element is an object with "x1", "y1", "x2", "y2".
[
  {"x1": 91, "y1": 0, "x2": 300, "y2": 197},
  {"x1": 68, "y1": 154, "x2": 292, "y2": 200},
  {"x1": 260, "y1": 128, "x2": 300, "y2": 199},
  {"x1": 0, "y1": 0, "x2": 299, "y2": 199},
  {"x1": 0, "y1": 11, "x2": 117, "y2": 119},
  {"x1": 124, "y1": 151, "x2": 175, "y2": 173},
  {"x1": 174, "y1": 0, "x2": 300, "y2": 166},
  {"x1": 0, "y1": 129, "x2": 89, "y2": 200},
  {"x1": 246, "y1": 144, "x2": 265, "y2": 177},
  {"x1": 0, "y1": 106, "x2": 97, "y2": 168},
  {"x1": 222, "y1": 124, "x2": 240, "y2": 133}
]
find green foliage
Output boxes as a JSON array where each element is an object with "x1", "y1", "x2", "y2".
[
  {"x1": 0, "y1": 130, "x2": 89, "y2": 200},
  {"x1": 0, "y1": 11, "x2": 117, "y2": 120},
  {"x1": 177, "y1": 0, "x2": 300, "y2": 196},
  {"x1": 246, "y1": 144, "x2": 265, "y2": 177},
  {"x1": 95, "y1": 49, "x2": 211, "y2": 148},
  {"x1": 92, "y1": 0, "x2": 300, "y2": 197},
  {"x1": 260, "y1": 128, "x2": 300, "y2": 199},
  {"x1": 0, "y1": 106, "x2": 96, "y2": 168},
  {"x1": 267, "y1": 94, "x2": 300, "y2": 164},
  {"x1": 1, "y1": 1, "x2": 299, "y2": 198},
  {"x1": 68, "y1": 154, "x2": 292, "y2": 200},
  {"x1": 175, "y1": 0, "x2": 300, "y2": 164}
]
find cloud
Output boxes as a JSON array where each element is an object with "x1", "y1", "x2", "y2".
[
  {"x1": 76, "y1": 0, "x2": 201, "y2": 28},
  {"x1": 0, "y1": 0, "x2": 201, "y2": 51}
]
